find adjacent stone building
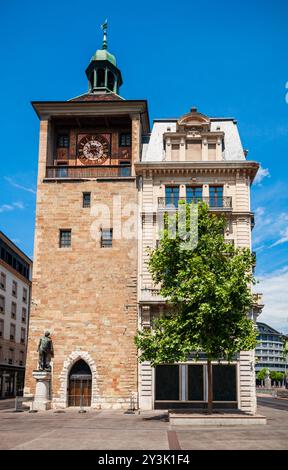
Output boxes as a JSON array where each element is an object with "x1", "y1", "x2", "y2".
[
  {"x1": 136, "y1": 110, "x2": 264, "y2": 414},
  {"x1": 25, "y1": 25, "x2": 263, "y2": 412},
  {"x1": 0, "y1": 231, "x2": 32, "y2": 397}
]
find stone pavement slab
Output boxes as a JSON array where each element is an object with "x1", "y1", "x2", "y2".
[{"x1": 0, "y1": 398, "x2": 287, "y2": 450}]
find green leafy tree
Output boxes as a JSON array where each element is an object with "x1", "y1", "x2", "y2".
[
  {"x1": 270, "y1": 371, "x2": 284, "y2": 383},
  {"x1": 257, "y1": 368, "x2": 269, "y2": 381},
  {"x1": 135, "y1": 202, "x2": 257, "y2": 414}
]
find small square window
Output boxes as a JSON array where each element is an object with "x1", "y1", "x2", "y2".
[
  {"x1": 19, "y1": 350, "x2": 24, "y2": 366},
  {"x1": 59, "y1": 230, "x2": 71, "y2": 248},
  {"x1": 119, "y1": 133, "x2": 131, "y2": 147},
  {"x1": 57, "y1": 134, "x2": 69, "y2": 148},
  {"x1": 101, "y1": 229, "x2": 113, "y2": 248},
  {"x1": 22, "y1": 307, "x2": 27, "y2": 323},
  {"x1": 21, "y1": 328, "x2": 25, "y2": 344},
  {"x1": 0, "y1": 295, "x2": 5, "y2": 313},
  {"x1": 11, "y1": 302, "x2": 16, "y2": 319},
  {"x1": 10, "y1": 323, "x2": 15, "y2": 341},
  {"x1": 0, "y1": 272, "x2": 6, "y2": 290},
  {"x1": 83, "y1": 192, "x2": 91, "y2": 208},
  {"x1": 8, "y1": 348, "x2": 14, "y2": 364},
  {"x1": 23, "y1": 288, "x2": 28, "y2": 303},
  {"x1": 12, "y1": 280, "x2": 17, "y2": 298}
]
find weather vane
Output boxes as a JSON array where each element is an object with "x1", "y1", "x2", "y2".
[{"x1": 101, "y1": 19, "x2": 108, "y2": 50}]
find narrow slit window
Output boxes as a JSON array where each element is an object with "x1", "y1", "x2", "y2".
[
  {"x1": 101, "y1": 229, "x2": 113, "y2": 248},
  {"x1": 119, "y1": 133, "x2": 131, "y2": 147},
  {"x1": 59, "y1": 230, "x2": 71, "y2": 248},
  {"x1": 83, "y1": 192, "x2": 91, "y2": 208}
]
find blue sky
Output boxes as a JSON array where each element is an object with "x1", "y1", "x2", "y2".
[{"x1": 1, "y1": 0, "x2": 288, "y2": 331}]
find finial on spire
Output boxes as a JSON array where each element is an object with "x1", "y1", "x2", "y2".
[{"x1": 101, "y1": 19, "x2": 108, "y2": 50}]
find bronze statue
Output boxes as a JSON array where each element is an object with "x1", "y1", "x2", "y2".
[{"x1": 38, "y1": 331, "x2": 54, "y2": 371}]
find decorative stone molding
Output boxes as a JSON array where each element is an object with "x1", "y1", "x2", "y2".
[
  {"x1": 141, "y1": 305, "x2": 151, "y2": 328},
  {"x1": 52, "y1": 350, "x2": 100, "y2": 409}
]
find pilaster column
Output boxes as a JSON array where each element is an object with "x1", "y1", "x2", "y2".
[
  {"x1": 131, "y1": 113, "x2": 141, "y2": 176},
  {"x1": 141, "y1": 306, "x2": 151, "y2": 329},
  {"x1": 165, "y1": 137, "x2": 172, "y2": 161},
  {"x1": 216, "y1": 137, "x2": 222, "y2": 160},
  {"x1": 179, "y1": 137, "x2": 186, "y2": 161},
  {"x1": 37, "y1": 119, "x2": 50, "y2": 183},
  {"x1": 202, "y1": 184, "x2": 209, "y2": 198},
  {"x1": 93, "y1": 69, "x2": 97, "y2": 90},
  {"x1": 202, "y1": 138, "x2": 208, "y2": 161}
]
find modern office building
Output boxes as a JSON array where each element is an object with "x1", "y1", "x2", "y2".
[
  {"x1": 24, "y1": 26, "x2": 263, "y2": 413},
  {"x1": 255, "y1": 322, "x2": 287, "y2": 373},
  {"x1": 0, "y1": 231, "x2": 32, "y2": 397}
]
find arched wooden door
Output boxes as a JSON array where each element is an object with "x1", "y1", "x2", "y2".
[{"x1": 68, "y1": 359, "x2": 92, "y2": 407}]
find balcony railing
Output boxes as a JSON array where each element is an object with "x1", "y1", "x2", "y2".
[
  {"x1": 46, "y1": 165, "x2": 132, "y2": 179},
  {"x1": 158, "y1": 196, "x2": 232, "y2": 210},
  {"x1": 140, "y1": 287, "x2": 164, "y2": 303}
]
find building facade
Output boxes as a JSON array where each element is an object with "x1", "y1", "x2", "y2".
[
  {"x1": 255, "y1": 322, "x2": 287, "y2": 373},
  {"x1": 25, "y1": 26, "x2": 263, "y2": 412},
  {"x1": 136, "y1": 110, "x2": 263, "y2": 414},
  {"x1": 0, "y1": 231, "x2": 32, "y2": 398}
]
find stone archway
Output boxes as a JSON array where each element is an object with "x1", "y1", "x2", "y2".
[{"x1": 53, "y1": 350, "x2": 100, "y2": 409}]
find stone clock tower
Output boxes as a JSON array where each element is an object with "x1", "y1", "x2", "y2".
[{"x1": 24, "y1": 23, "x2": 149, "y2": 409}]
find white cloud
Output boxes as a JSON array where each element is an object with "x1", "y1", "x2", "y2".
[
  {"x1": 270, "y1": 227, "x2": 288, "y2": 248},
  {"x1": 254, "y1": 166, "x2": 270, "y2": 186},
  {"x1": 253, "y1": 207, "x2": 288, "y2": 249},
  {"x1": 256, "y1": 266, "x2": 288, "y2": 334},
  {"x1": 4, "y1": 176, "x2": 36, "y2": 194},
  {"x1": 0, "y1": 202, "x2": 25, "y2": 213},
  {"x1": 13, "y1": 201, "x2": 25, "y2": 209}
]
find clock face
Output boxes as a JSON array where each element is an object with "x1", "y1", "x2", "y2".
[{"x1": 78, "y1": 134, "x2": 109, "y2": 164}]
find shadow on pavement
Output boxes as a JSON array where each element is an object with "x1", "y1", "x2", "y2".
[
  {"x1": 142, "y1": 414, "x2": 169, "y2": 422},
  {"x1": 258, "y1": 397, "x2": 288, "y2": 411}
]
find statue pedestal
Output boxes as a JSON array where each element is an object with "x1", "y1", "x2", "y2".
[
  {"x1": 264, "y1": 377, "x2": 271, "y2": 389},
  {"x1": 32, "y1": 370, "x2": 51, "y2": 411}
]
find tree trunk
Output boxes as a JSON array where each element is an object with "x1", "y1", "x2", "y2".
[{"x1": 207, "y1": 360, "x2": 213, "y2": 414}]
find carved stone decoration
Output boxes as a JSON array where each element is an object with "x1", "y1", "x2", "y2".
[{"x1": 141, "y1": 306, "x2": 151, "y2": 329}]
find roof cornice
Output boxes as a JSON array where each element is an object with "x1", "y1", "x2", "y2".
[
  {"x1": 31, "y1": 100, "x2": 150, "y2": 133},
  {"x1": 135, "y1": 161, "x2": 259, "y2": 182}
]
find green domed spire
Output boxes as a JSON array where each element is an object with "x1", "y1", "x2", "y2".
[
  {"x1": 91, "y1": 49, "x2": 117, "y2": 67},
  {"x1": 90, "y1": 20, "x2": 117, "y2": 67},
  {"x1": 85, "y1": 20, "x2": 123, "y2": 94}
]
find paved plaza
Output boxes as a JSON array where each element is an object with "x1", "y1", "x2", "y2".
[{"x1": 0, "y1": 397, "x2": 287, "y2": 450}]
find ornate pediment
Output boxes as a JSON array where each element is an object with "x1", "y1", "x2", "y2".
[{"x1": 177, "y1": 107, "x2": 210, "y2": 133}]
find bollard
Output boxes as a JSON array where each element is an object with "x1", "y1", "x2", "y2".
[
  {"x1": 14, "y1": 396, "x2": 24, "y2": 413},
  {"x1": 29, "y1": 400, "x2": 38, "y2": 413},
  {"x1": 78, "y1": 394, "x2": 86, "y2": 414}
]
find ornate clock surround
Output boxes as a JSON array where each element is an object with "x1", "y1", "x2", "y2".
[{"x1": 77, "y1": 133, "x2": 111, "y2": 165}]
